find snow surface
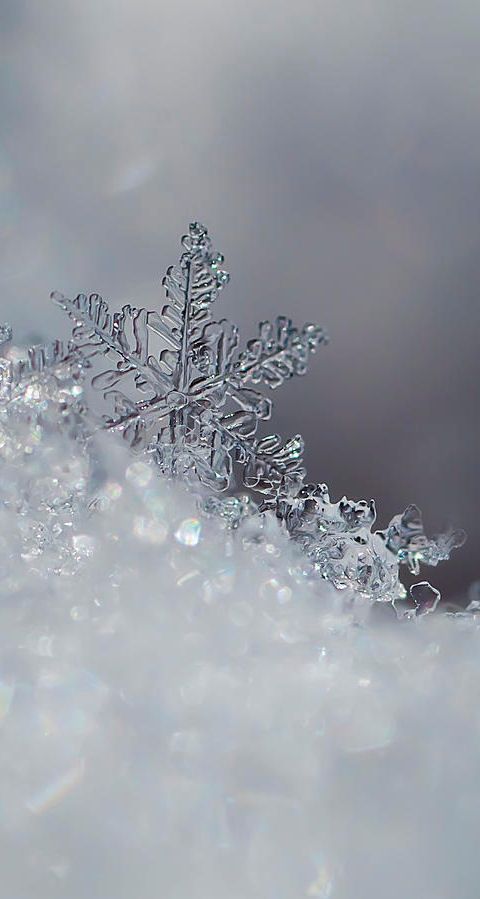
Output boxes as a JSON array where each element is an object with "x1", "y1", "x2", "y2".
[{"x1": 0, "y1": 388, "x2": 478, "y2": 899}]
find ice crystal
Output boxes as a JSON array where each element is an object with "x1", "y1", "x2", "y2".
[
  {"x1": 200, "y1": 493, "x2": 258, "y2": 529},
  {"x1": 377, "y1": 503, "x2": 466, "y2": 574},
  {"x1": 52, "y1": 222, "x2": 327, "y2": 493},
  {"x1": 396, "y1": 581, "x2": 442, "y2": 618},
  {"x1": 267, "y1": 482, "x2": 404, "y2": 602},
  {"x1": 266, "y1": 482, "x2": 466, "y2": 604}
]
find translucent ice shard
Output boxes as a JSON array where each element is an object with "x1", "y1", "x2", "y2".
[
  {"x1": 268, "y1": 482, "x2": 405, "y2": 603},
  {"x1": 378, "y1": 503, "x2": 466, "y2": 574}
]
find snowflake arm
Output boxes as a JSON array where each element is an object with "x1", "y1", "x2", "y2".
[{"x1": 234, "y1": 317, "x2": 328, "y2": 388}]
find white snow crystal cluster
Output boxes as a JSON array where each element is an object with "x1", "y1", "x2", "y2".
[{"x1": 0, "y1": 363, "x2": 479, "y2": 899}]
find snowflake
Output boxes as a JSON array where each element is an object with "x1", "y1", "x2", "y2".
[
  {"x1": 265, "y1": 482, "x2": 466, "y2": 604},
  {"x1": 52, "y1": 222, "x2": 327, "y2": 493}
]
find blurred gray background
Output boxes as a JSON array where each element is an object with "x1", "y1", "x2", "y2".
[{"x1": 1, "y1": 0, "x2": 478, "y2": 599}]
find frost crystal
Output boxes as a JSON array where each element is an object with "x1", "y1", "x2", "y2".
[
  {"x1": 395, "y1": 581, "x2": 442, "y2": 618},
  {"x1": 52, "y1": 222, "x2": 327, "y2": 493},
  {"x1": 268, "y1": 482, "x2": 404, "y2": 602},
  {"x1": 268, "y1": 483, "x2": 466, "y2": 604},
  {"x1": 377, "y1": 503, "x2": 466, "y2": 574}
]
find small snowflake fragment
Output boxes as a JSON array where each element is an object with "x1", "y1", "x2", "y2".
[
  {"x1": 378, "y1": 503, "x2": 466, "y2": 575},
  {"x1": 268, "y1": 481, "x2": 404, "y2": 602},
  {"x1": 393, "y1": 581, "x2": 441, "y2": 619}
]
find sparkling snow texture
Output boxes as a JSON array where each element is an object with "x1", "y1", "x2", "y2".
[{"x1": 0, "y1": 374, "x2": 478, "y2": 899}]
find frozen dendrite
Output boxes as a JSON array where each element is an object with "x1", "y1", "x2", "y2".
[
  {"x1": 52, "y1": 222, "x2": 327, "y2": 493},
  {"x1": 266, "y1": 482, "x2": 403, "y2": 602},
  {"x1": 267, "y1": 483, "x2": 465, "y2": 604}
]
